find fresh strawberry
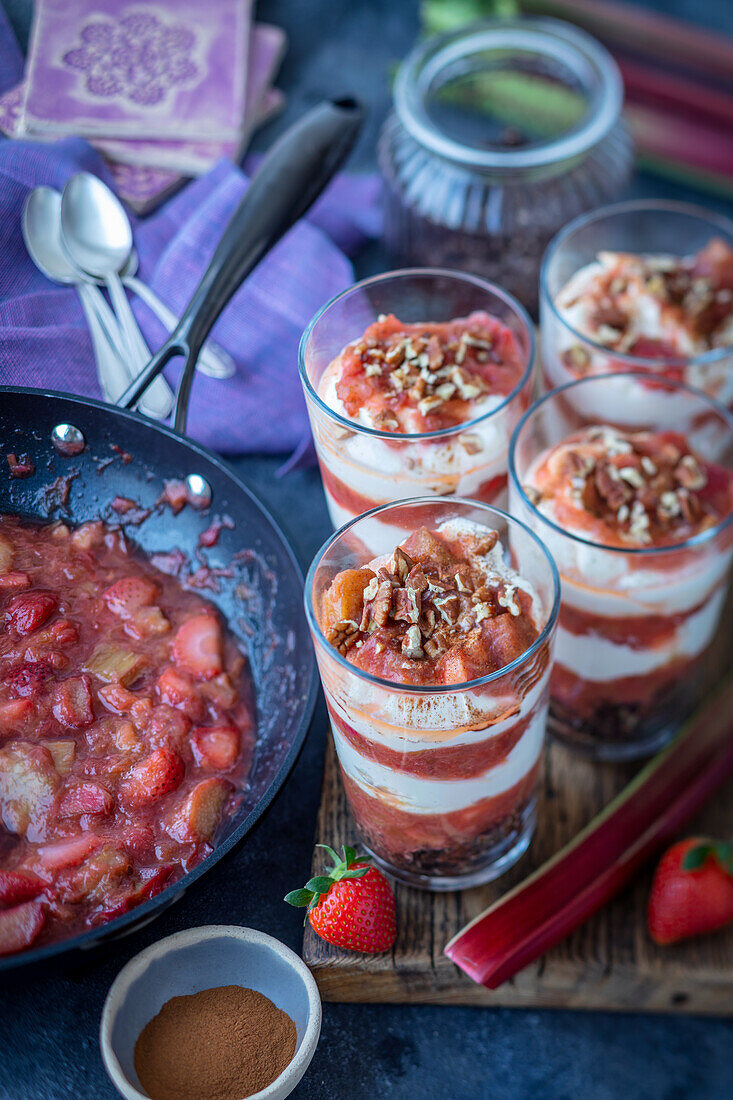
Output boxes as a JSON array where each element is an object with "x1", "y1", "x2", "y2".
[
  {"x1": 190, "y1": 725, "x2": 240, "y2": 771},
  {"x1": 165, "y1": 778, "x2": 231, "y2": 843},
  {"x1": 57, "y1": 782, "x2": 114, "y2": 819},
  {"x1": 103, "y1": 576, "x2": 158, "y2": 618},
  {"x1": 0, "y1": 901, "x2": 45, "y2": 955},
  {"x1": 35, "y1": 833, "x2": 101, "y2": 873},
  {"x1": 6, "y1": 592, "x2": 58, "y2": 637},
  {"x1": 648, "y1": 837, "x2": 733, "y2": 946},
  {"x1": 157, "y1": 666, "x2": 206, "y2": 721},
  {"x1": 172, "y1": 613, "x2": 223, "y2": 681},
  {"x1": 0, "y1": 869, "x2": 44, "y2": 906},
  {"x1": 119, "y1": 747, "x2": 184, "y2": 807},
  {"x1": 52, "y1": 675, "x2": 94, "y2": 729},
  {"x1": 285, "y1": 845, "x2": 396, "y2": 954}
]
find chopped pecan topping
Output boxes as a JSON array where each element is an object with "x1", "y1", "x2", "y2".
[{"x1": 326, "y1": 619, "x2": 360, "y2": 655}]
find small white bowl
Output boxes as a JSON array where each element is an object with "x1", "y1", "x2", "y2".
[{"x1": 100, "y1": 925, "x2": 322, "y2": 1100}]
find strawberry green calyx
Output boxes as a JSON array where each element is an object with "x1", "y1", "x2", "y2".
[
  {"x1": 681, "y1": 839, "x2": 733, "y2": 876},
  {"x1": 284, "y1": 844, "x2": 372, "y2": 919}
]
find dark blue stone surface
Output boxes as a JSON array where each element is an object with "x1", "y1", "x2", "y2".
[{"x1": 1, "y1": 1, "x2": 732, "y2": 1097}]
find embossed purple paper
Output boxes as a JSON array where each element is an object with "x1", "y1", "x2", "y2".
[{"x1": 24, "y1": 0, "x2": 251, "y2": 140}]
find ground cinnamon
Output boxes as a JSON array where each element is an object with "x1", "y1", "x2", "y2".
[{"x1": 134, "y1": 984, "x2": 298, "y2": 1100}]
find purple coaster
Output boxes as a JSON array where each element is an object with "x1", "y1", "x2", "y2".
[
  {"x1": 97, "y1": 24, "x2": 286, "y2": 175},
  {"x1": 24, "y1": 0, "x2": 251, "y2": 141}
]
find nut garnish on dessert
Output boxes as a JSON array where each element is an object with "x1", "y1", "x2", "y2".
[
  {"x1": 319, "y1": 523, "x2": 539, "y2": 685},
  {"x1": 528, "y1": 426, "x2": 731, "y2": 548}
]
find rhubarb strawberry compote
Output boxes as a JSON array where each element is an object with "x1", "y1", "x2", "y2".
[
  {"x1": 306, "y1": 500, "x2": 559, "y2": 890},
  {"x1": 299, "y1": 270, "x2": 534, "y2": 535},
  {"x1": 541, "y1": 202, "x2": 733, "y2": 417},
  {"x1": 0, "y1": 517, "x2": 255, "y2": 956},
  {"x1": 510, "y1": 373, "x2": 733, "y2": 760}
]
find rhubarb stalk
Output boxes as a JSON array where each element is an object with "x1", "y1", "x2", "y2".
[{"x1": 445, "y1": 675, "x2": 733, "y2": 988}]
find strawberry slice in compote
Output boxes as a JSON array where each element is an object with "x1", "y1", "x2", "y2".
[
  {"x1": 300, "y1": 274, "x2": 534, "y2": 534},
  {"x1": 308, "y1": 507, "x2": 559, "y2": 889},
  {"x1": 517, "y1": 421, "x2": 733, "y2": 759}
]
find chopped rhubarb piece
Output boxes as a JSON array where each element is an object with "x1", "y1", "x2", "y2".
[
  {"x1": 0, "y1": 742, "x2": 59, "y2": 838},
  {"x1": 0, "y1": 901, "x2": 45, "y2": 955},
  {"x1": 191, "y1": 726, "x2": 240, "y2": 771},
  {"x1": 172, "y1": 613, "x2": 223, "y2": 680},
  {"x1": 97, "y1": 683, "x2": 137, "y2": 714},
  {"x1": 119, "y1": 748, "x2": 184, "y2": 808},
  {"x1": 126, "y1": 606, "x2": 170, "y2": 639},
  {"x1": 44, "y1": 740, "x2": 76, "y2": 776},
  {"x1": 6, "y1": 453, "x2": 35, "y2": 479},
  {"x1": 0, "y1": 572, "x2": 30, "y2": 591},
  {"x1": 0, "y1": 533, "x2": 13, "y2": 572},
  {"x1": 157, "y1": 666, "x2": 206, "y2": 721},
  {"x1": 83, "y1": 644, "x2": 145, "y2": 687},
  {"x1": 5, "y1": 592, "x2": 58, "y2": 637},
  {"x1": 0, "y1": 869, "x2": 45, "y2": 906},
  {"x1": 52, "y1": 675, "x2": 94, "y2": 729},
  {"x1": 200, "y1": 673, "x2": 239, "y2": 710},
  {"x1": 57, "y1": 781, "x2": 114, "y2": 818},
  {"x1": 166, "y1": 778, "x2": 231, "y2": 843},
  {"x1": 93, "y1": 864, "x2": 175, "y2": 922}
]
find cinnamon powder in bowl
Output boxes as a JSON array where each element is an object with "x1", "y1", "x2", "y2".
[
  {"x1": 100, "y1": 926, "x2": 322, "y2": 1100},
  {"x1": 134, "y1": 985, "x2": 298, "y2": 1100}
]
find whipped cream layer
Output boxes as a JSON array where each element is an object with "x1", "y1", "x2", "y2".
[
  {"x1": 315, "y1": 360, "x2": 518, "y2": 509},
  {"x1": 332, "y1": 703, "x2": 546, "y2": 814}
]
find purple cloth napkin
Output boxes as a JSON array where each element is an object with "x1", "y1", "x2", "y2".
[{"x1": 0, "y1": 136, "x2": 382, "y2": 455}]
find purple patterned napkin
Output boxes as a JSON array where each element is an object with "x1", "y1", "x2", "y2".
[
  {"x1": 0, "y1": 138, "x2": 382, "y2": 456},
  {"x1": 24, "y1": 0, "x2": 251, "y2": 141}
]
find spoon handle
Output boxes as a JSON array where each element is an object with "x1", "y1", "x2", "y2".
[
  {"x1": 107, "y1": 273, "x2": 174, "y2": 420},
  {"x1": 124, "y1": 275, "x2": 235, "y2": 379},
  {"x1": 77, "y1": 284, "x2": 127, "y2": 402}
]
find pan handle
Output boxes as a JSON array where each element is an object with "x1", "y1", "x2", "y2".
[{"x1": 117, "y1": 97, "x2": 364, "y2": 433}]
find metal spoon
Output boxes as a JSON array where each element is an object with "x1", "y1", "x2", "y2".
[
  {"x1": 22, "y1": 187, "x2": 130, "y2": 403},
  {"x1": 60, "y1": 173, "x2": 173, "y2": 420},
  {"x1": 121, "y1": 250, "x2": 235, "y2": 380}
]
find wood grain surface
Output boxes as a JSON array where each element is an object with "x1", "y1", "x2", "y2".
[{"x1": 303, "y1": 689, "x2": 733, "y2": 1014}]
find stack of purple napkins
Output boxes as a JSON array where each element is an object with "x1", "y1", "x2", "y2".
[{"x1": 0, "y1": 0, "x2": 285, "y2": 211}]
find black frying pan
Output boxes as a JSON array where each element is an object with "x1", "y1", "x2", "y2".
[{"x1": 0, "y1": 98, "x2": 364, "y2": 976}]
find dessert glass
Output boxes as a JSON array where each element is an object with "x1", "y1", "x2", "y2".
[
  {"x1": 509, "y1": 372, "x2": 733, "y2": 762},
  {"x1": 299, "y1": 269, "x2": 535, "y2": 536},
  {"x1": 540, "y1": 200, "x2": 733, "y2": 414},
  {"x1": 305, "y1": 498, "x2": 560, "y2": 891}
]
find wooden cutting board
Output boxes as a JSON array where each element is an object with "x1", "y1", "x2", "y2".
[{"x1": 303, "y1": 678, "x2": 733, "y2": 1015}]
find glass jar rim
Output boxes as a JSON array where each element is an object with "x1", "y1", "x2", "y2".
[
  {"x1": 508, "y1": 370, "x2": 733, "y2": 556},
  {"x1": 298, "y1": 266, "x2": 535, "y2": 442},
  {"x1": 304, "y1": 496, "x2": 561, "y2": 696},
  {"x1": 393, "y1": 16, "x2": 624, "y2": 172},
  {"x1": 540, "y1": 198, "x2": 733, "y2": 365}
]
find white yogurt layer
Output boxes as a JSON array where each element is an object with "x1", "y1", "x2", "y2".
[
  {"x1": 315, "y1": 358, "x2": 518, "y2": 508},
  {"x1": 332, "y1": 704, "x2": 546, "y2": 814},
  {"x1": 544, "y1": 259, "x2": 733, "y2": 418},
  {"x1": 555, "y1": 585, "x2": 726, "y2": 682}
]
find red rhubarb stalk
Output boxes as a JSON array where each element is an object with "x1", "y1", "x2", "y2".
[
  {"x1": 625, "y1": 105, "x2": 733, "y2": 180},
  {"x1": 445, "y1": 676, "x2": 733, "y2": 988},
  {"x1": 619, "y1": 57, "x2": 733, "y2": 132}
]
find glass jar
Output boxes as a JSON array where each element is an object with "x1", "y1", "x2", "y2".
[{"x1": 379, "y1": 18, "x2": 633, "y2": 315}]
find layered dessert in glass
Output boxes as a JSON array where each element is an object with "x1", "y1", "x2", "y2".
[
  {"x1": 305, "y1": 499, "x2": 559, "y2": 890},
  {"x1": 510, "y1": 372, "x2": 733, "y2": 761},
  {"x1": 541, "y1": 201, "x2": 733, "y2": 417},
  {"x1": 299, "y1": 270, "x2": 534, "y2": 536}
]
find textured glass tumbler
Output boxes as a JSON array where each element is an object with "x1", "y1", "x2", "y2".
[
  {"x1": 299, "y1": 269, "x2": 534, "y2": 535},
  {"x1": 305, "y1": 498, "x2": 560, "y2": 891},
  {"x1": 509, "y1": 372, "x2": 733, "y2": 761}
]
